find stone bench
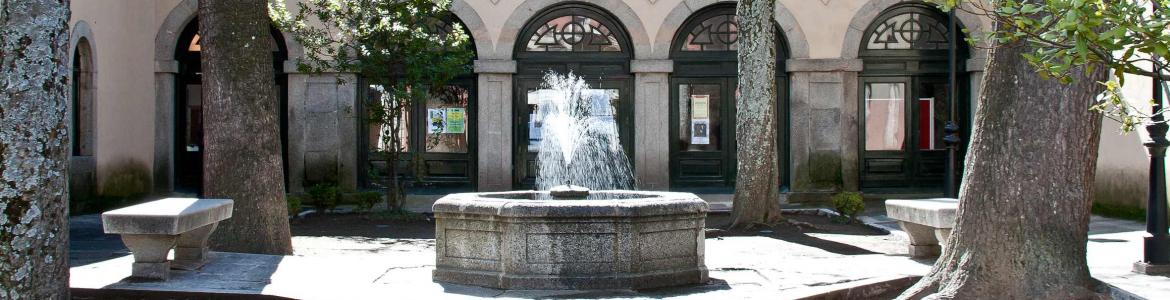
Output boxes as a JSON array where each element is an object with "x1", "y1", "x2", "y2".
[
  {"x1": 102, "y1": 198, "x2": 233, "y2": 280},
  {"x1": 885, "y1": 198, "x2": 958, "y2": 258}
]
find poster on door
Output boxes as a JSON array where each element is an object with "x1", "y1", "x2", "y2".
[
  {"x1": 691, "y1": 119, "x2": 710, "y2": 145},
  {"x1": 428, "y1": 108, "x2": 445, "y2": 134},
  {"x1": 691, "y1": 95, "x2": 710, "y2": 119},
  {"x1": 690, "y1": 95, "x2": 711, "y2": 145},
  {"x1": 444, "y1": 108, "x2": 465, "y2": 134}
]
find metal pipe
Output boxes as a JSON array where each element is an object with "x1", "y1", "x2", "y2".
[{"x1": 944, "y1": 9, "x2": 960, "y2": 198}]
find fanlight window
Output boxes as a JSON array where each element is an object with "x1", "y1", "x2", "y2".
[
  {"x1": 865, "y1": 12, "x2": 950, "y2": 50},
  {"x1": 680, "y1": 13, "x2": 738, "y2": 51},
  {"x1": 188, "y1": 34, "x2": 201, "y2": 52},
  {"x1": 525, "y1": 15, "x2": 621, "y2": 52}
]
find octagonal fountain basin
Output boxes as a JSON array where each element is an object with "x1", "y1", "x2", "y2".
[{"x1": 431, "y1": 190, "x2": 709, "y2": 290}]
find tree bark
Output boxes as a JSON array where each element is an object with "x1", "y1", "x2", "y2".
[
  {"x1": 0, "y1": 0, "x2": 72, "y2": 298},
  {"x1": 200, "y1": 0, "x2": 293, "y2": 254},
  {"x1": 897, "y1": 15, "x2": 1106, "y2": 300},
  {"x1": 730, "y1": 0, "x2": 783, "y2": 228}
]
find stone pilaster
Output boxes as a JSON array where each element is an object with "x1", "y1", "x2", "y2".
[
  {"x1": 287, "y1": 68, "x2": 358, "y2": 193},
  {"x1": 786, "y1": 59, "x2": 863, "y2": 199},
  {"x1": 153, "y1": 60, "x2": 180, "y2": 194},
  {"x1": 474, "y1": 60, "x2": 516, "y2": 191},
  {"x1": 631, "y1": 60, "x2": 672, "y2": 191},
  {"x1": 966, "y1": 58, "x2": 987, "y2": 121}
]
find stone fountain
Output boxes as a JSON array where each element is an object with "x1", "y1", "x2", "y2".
[{"x1": 432, "y1": 73, "x2": 708, "y2": 290}]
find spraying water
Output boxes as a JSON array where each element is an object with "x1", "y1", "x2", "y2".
[{"x1": 533, "y1": 72, "x2": 635, "y2": 192}]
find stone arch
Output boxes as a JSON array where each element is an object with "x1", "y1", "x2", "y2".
[
  {"x1": 841, "y1": 0, "x2": 986, "y2": 59},
  {"x1": 70, "y1": 21, "x2": 98, "y2": 157},
  {"x1": 652, "y1": 0, "x2": 810, "y2": 59},
  {"x1": 496, "y1": 0, "x2": 651, "y2": 60},
  {"x1": 70, "y1": 20, "x2": 97, "y2": 75},
  {"x1": 155, "y1": 0, "x2": 304, "y2": 62},
  {"x1": 450, "y1": 0, "x2": 492, "y2": 58}
]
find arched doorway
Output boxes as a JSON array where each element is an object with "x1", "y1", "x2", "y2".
[
  {"x1": 668, "y1": 4, "x2": 790, "y2": 192},
  {"x1": 359, "y1": 15, "x2": 479, "y2": 191},
  {"x1": 512, "y1": 3, "x2": 634, "y2": 189},
  {"x1": 174, "y1": 18, "x2": 290, "y2": 195},
  {"x1": 70, "y1": 36, "x2": 97, "y2": 203},
  {"x1": 72, "y1": 37, "x2": 95, "y2": 158},
  {"x1": 858, "y1": 3, "x2": 969, "y2": 191}
]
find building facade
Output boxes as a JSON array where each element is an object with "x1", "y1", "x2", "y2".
[{"x1": 65, "y1": 0, "x2": 1146, "y2": 206}]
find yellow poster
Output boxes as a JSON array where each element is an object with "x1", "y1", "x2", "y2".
[{"x1": 445, "y1": 108, "x2": 465, "y2": 134}]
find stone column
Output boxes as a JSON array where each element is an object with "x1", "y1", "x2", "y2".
[
  {"x1": 286, "y1": 66, "x2": 358, "y2": 193},
  {"x1": 474, "y1": 60, "x2": 515, "y2": 192},
  {"x1": 153, "y1": 60, "x2": 179, "y2": 194},
  {"x1": 631, "y1": 60, "x2": 672, "y2": 191},
  {"x1": 786, "y1": 59, "x2": 863, "y2": 200}
]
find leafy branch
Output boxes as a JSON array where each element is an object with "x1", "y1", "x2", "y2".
[{"x1": 933, "y1": 0, "x2": 1170, "y2": 133}]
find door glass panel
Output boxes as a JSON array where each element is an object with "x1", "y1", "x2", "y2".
[
  {"x1": 527, "y1": 88, "x2": 621, "y2": 153},
  {"x1": 366, "y1": 85, "x2": 410, "y2": 153},
  {"x1": 424, "y1": 85, "x2": 469, "y2": 153},
  {"x1": 677, "y1": 84, "x2": 721, "y2": 151},
  {"x1": 185, "y1": 84, "x2": 203, "y2": 153},
  {"x1": 865, "y1": 82, "x2": 906, "y2": 151},
  {"x1": 917, "y1": 82, "x2": 950, "y2": 150}
]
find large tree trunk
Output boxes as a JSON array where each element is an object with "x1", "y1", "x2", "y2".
[
  {"x1": 0, "y1": 0, "x2": 72, "y2": 298},
  {"x1": 730, "y1": 0, "x2": 783, "y2": 228},
  {"x1": 200, "y1": 0, "x2": 293, "y2": 255},
  {"x1": 897, "y1": 16, "x2": 1107, "y2": 300}
]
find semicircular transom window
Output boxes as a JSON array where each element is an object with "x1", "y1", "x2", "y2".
[
  {"x1": 680, "y1": 13, "x2": 738, "y2": 51},
  {"x1": 865, "y1": 12, "x2": 950, "y2": 50},
  {"x1": 524, "y1": 15, "x2": 622, "y2": 52}
]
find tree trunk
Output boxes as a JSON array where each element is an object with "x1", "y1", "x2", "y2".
[
  {"x1": 0, "y1": 0, "x2": 72, "y2": 298},
  {"x1": 200, "y1": 0, "x2": 293, "y2": 255},
  {"x1": 897, "y1": 17, "x2": 1106, "y2": 300},
  {"x1": 730, "y1": 0, "x2": 783, "y2": 228}
]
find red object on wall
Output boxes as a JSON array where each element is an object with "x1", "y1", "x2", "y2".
[{"x1": 918, "y1": 98, "x2": 933, "y2": 150}]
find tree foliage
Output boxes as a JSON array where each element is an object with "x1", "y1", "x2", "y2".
[
  {"x1": 270, "y1": 0, "x2": 473, "y2": 208},
  {"x1": 936, "y1": 0, "x2": 1169, "y2": 131}
]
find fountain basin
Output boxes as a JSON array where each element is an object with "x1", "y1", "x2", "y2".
[{"x1": 432, "y1": 190, "x2": 709, "y2": 290}]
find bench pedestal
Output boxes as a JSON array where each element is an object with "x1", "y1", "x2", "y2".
[
  {"x1": 122, "y1": 235, "x2": 178, "y2": 280},
  {"x1": 173, "y1": 223, "x2": 217, "y2": 270},
  {"x1": 899, "y1": 221, "x2": 952, "y2": 257}
]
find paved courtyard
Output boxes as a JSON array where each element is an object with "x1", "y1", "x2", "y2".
[{"x1": 69, "y1": 201, "x2": 1170, "y2": 299}]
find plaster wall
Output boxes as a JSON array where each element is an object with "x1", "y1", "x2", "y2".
[
  {"x1": 1097, "y1": 73, "x2": 1167, "y2": 210},
  {"x1": 69, "y1": 0, "x2": 183, "y2": 193}
]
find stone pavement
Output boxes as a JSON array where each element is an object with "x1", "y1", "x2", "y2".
[
  {"x1": 862, "y1": 206, "x2": 1170, "y2": 300},
  {"x1": 72, "y1": 211, "x2": 930, "y2": 299},
  {"x1": 69, "y1": 201, "x2": 1170, "y2": 299}
]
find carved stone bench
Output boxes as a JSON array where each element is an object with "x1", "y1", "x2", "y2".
[
  {"x1": 102, "y1": 198, "x2": 233, "y2": 280},
  {"x1": 885, "y1": 198, "x2": 958, "y2": 258}
]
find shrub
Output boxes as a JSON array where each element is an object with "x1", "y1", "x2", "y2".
[
  {"x1": 831, "y1": 192, "x2": 865, "y2": 220},
  {"x1": 308, "y1": 183, "x2": 340, "y2": 213},
  {"x1": 352, "y1": 191, "x2": 383, "y2": 212},
  {"x1": 287, "y1": 194, "x2": 303, "y2": 216}
]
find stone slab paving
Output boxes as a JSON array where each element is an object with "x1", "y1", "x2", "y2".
[
  {"x1": 863, "y1": 204, "x2": 1170, "y2": 300},
  {"x1": 1083, "y1": 216, "x2": 1170, "y2": 299},
  {"x1": 69, "y1": 204, "x2": 1170, "y2": 299},
  {"x1": 72, "y1": 225, "x2": 930, "y2": 299}
]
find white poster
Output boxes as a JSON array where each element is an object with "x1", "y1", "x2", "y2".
[
  {"x1": 691, "y1": 119, "x2": 710, "y2": 145},
  {"x1": 428, "y1": 108, "x2": 445, "y2": 134}
]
